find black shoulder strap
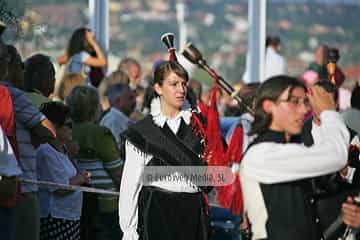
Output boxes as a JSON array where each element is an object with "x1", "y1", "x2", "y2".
[{"x1": 123, "y1": 116, "x2": 205, "y2": 166}]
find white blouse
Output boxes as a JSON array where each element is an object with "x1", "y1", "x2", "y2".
[
  {"x1": 119, "y1": 98, "x2": 200, "y2": 240},
  {"x1": 240, "y1": 111, "x2": 349, "y2": 239}
]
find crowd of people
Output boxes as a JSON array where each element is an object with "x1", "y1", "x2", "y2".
[{"x1": 0, "y1": 26, "x2": 360, "y2": 240}]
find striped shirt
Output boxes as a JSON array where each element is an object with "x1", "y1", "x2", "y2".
[
  {"x1": 0, "y1": 82, "x2": 45, "y2": 193},
  {"x1": 73, "y1": 122, "x2": 122, "y2": 213}
]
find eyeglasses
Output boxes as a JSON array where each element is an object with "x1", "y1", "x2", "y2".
[{"x1": 277, "y1": 97, "x2": 311, "y2": 110}]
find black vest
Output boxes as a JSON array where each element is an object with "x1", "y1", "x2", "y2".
[
  {"x1": 301, "y1": 119, "x2": 359, "y2": 240},
  {"x1": 247, "y1": 130, "x2": 322, "y2": 240},
  {"x1": 123, "y1": 114, "x2": 208, "y2": 168}
]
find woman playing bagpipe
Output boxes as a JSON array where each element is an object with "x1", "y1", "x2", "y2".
[{"x1": 118, "y1": 60, "x2": 212, "y2": 240}]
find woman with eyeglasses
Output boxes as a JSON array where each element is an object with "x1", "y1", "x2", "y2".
[
  {"x1": 239, "y1": 75, "x2": 350, "y2": 240},
  {"x1": 36, "y1": 101, "x2": 90, "y2": 240}
]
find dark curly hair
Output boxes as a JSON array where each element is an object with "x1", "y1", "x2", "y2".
[
  {"x1": 250, "y1": 75, "x2": 306, "y2": 135},
  {"x1": 40, "y1": 101, "x2": 71, "y2": 127}
]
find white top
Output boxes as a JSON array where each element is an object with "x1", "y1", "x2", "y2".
[
  {"x1": 311, "y1": 120, "x2": 356, "y2": 183},
  {"x1": 240, "y1": 111, "x2": 349, "y2": 239},
  {"x1": 119, "y1": 98, "x2": 198, "y2": 240},
  {"x1": 241, "y1": 111, "x2": 348, "y2": 183},
  {"x1": 0, "y1": 126, "x2": 22, "y2": 177},
  {"x1": 311, "y1": 121, "x2": 322, "y2": 145},
  {"x1": 264, "y1": 47, "x2": 287, "y2": 81},
  {"x1": 67, "y1": 51, "x2": 91, "y2": 85}
]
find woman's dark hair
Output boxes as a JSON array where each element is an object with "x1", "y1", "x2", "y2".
[
  {"x1": 266, "y1": 36, "x2": 281, "y2": 48},
  {"x1": 153, "y1": 61, "x2": 188, "y2": 97},
  {"x1": 250, "y1": 75, "x2": 306, "y2": 135},
  {"x1": 66, "y1": 28, "x2": 91, "y2": 58},
  {"x1": 141, "y1": 85, "x2": 156, "y2": 113},
  {"x1": 39, "y1": 101, "x2": 71, "y2": 127},
  {"x1": 153, "y1": 61, "x2": 188, "y2": 85}
]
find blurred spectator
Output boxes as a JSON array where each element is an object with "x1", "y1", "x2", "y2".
[
  {"x1": 0, "y1": 43, "x2": 56, "y2": 240},
  {"x1": 264, "y1": 36, "x2": 287, "y2": 80},
  {"x1": 100, "y1": 83, "x2": 135, "y2": 149},
  {"x1": 118, "y1": 57, "x2": 141, "y2": 90},
  {"x1": 307, "y1": 44, "x2": 329, "y2": 80},
  {"x1": 57, "y1": 28, "x2": 106, "y2": 88},
  {"x1": 98, "y1": 69, "x2": 130, "y2": 112},
  {"x1": 37, "y1": 101, "x2": 90, "y2": 240},
  {"x1": 23, "y1": 54, "x2": 55, "y2": 108},
  {"x1": 0, "y1": 84, "x2": 22, "y2": 240},
  {"x1": 118, "y1": 58, "x2": 144, "y2": 119},
  {"x1": 66, "y1": 86, "x2": 123, "y2": 240},
  {"x1": 57, "y1": 73, "x2": 85, "y2": 102}
]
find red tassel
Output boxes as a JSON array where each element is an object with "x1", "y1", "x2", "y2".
[
  {"x1": 203, "y1": 73, "x2": 225, "y2": 166},
  {"x1": 225, "y1": 126, "x2": 244, "y2": 164},
  {"x1": 191, "y1": 112, "x2": 206, "y2": 138},
  {"x1": 192, "y1": 67, "x2": 245, "y2": 215},
  {"x1": 216, "y1": 125, "x2": 244, "y2": 214},
  {"x1": 230, "y1": 175, "x2": 244, "y2": 214}
]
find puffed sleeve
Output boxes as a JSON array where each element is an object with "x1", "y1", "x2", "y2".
[{"x1": 119, "y1": 140, "x2": 151, "y2": 240}]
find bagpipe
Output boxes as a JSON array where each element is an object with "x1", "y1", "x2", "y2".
[
  {"x1": 326, "y1": 47, "x2": 345, "y2": 88},
  {"x1": 317, "y1": 143, "x2": 360, "y2": 240},
  {"x1": 337, "y1": 144, "x2": 360, "y2": 240},
  {"x1": 161, "y1": 33, "x2": 253, "y2": 215},
  {"x1": 161, "y1": 32, "x2": 254, "y2": 116}
]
